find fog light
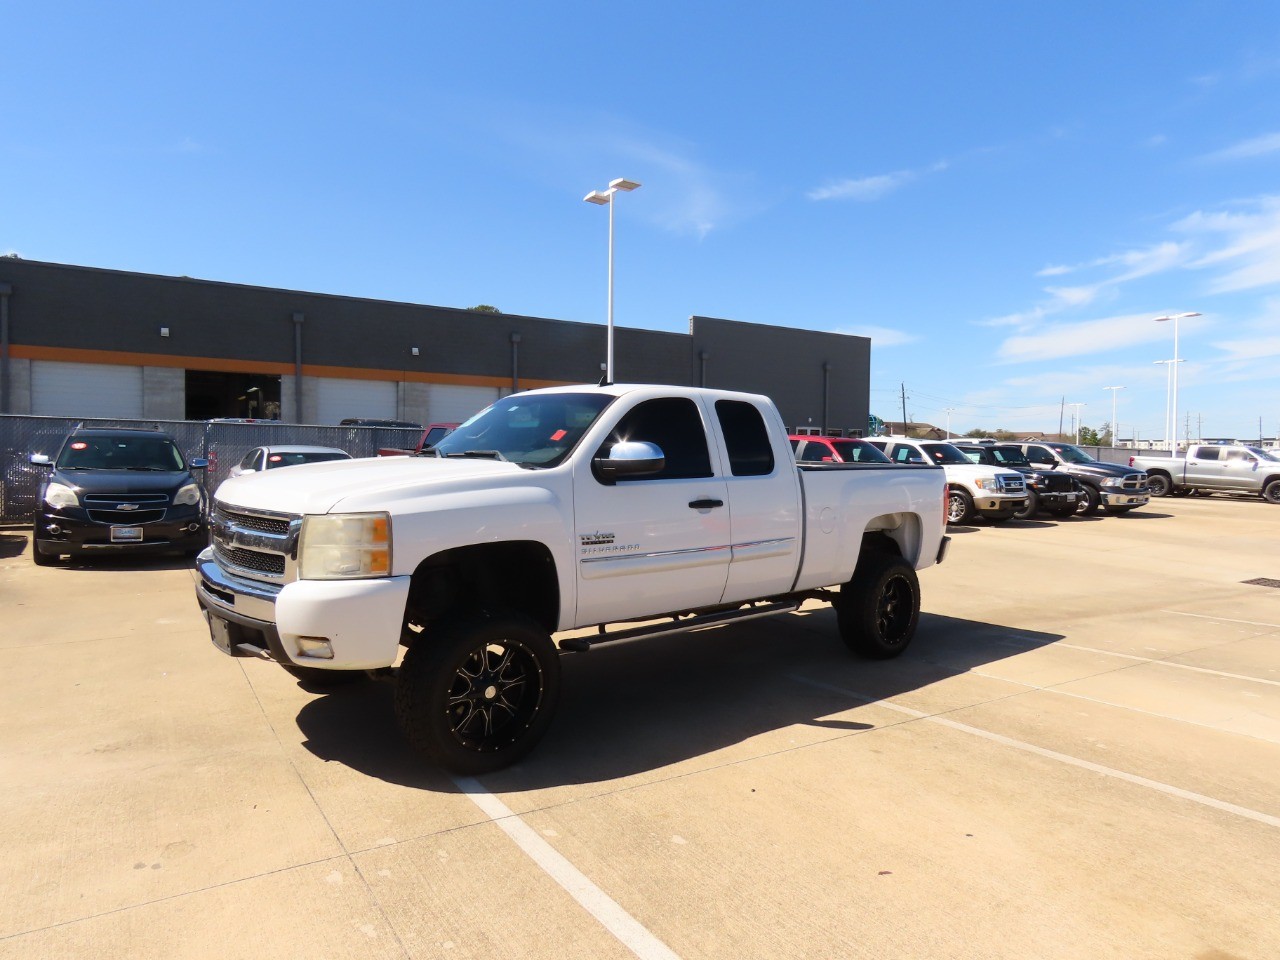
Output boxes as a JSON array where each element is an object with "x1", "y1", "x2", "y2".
[
  {"x1": 47, "y1": 524, "x2": 61, "y2": 535},
  {"x1": 186, "y1": 522, "x2": 201, "y2": 532},
  {"x1": 296, "y1": 637, "x2": 334, "y2": 659}
]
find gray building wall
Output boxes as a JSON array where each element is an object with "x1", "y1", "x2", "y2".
[{"x1": 0, "y1": 258, "x2": 872, "y2": 432}]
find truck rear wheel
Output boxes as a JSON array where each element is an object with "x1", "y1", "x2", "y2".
[
  {"x1": 395, "y1": 614, "x2": 561, "y2": 774},
  {"x1": 836, "y1": 554, "x2": 919, "y2": 659},
  {"x1": 1147, "y1": 474, "x2": 1172, "y2": 497},
  {"x1": 1264, "y1": 479, "x2": 1280, "y2": 504}
]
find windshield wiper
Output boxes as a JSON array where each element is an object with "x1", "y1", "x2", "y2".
[
  {"x1": 125, "y1": 466, "x2": 168, "y2": 471},
  {"x1": 443, "y1": 450, "x2": 509, "y2": 462}
]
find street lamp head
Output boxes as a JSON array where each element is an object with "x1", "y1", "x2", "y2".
[
  {"x1": 1153, "y1": 312, "x2": 1201, "y2": 323},
  {"x1": 583, "y1": 191, "x2": 611, "y2": 205},
  {"x1": 609, "y1": 178, "x2": 641, "y2": 192}
]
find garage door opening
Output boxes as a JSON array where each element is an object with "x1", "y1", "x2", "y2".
[{"x1": 185, "y1": 371, "x2": 282, "y2": 421}]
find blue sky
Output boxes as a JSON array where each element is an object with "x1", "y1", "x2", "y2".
[{"x1": 4, "y1": 1, "x2": 1279, "y2": 441}]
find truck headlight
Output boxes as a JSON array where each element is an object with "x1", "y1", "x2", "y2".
[
  {"x1": 974, "y1": 478, "x2": 998, "y2": 491},
  {"x1": 1101, "y1": 477, "x2": 1124, "y2": 489},
  {"x1": 299, "y1": 513, "x2": 391, "y2": 580},
  {"x1": 44, "y1": 481, "x2": 79, "y2": 509},
  {"x1": 173, "y1": 482, "x2": 202, "y2": 506}
]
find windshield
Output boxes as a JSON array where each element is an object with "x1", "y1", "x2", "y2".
[
  {"x1": 267, "y1": 451, "x2": 350, "y2": 468},
  {"x1": 831, "y1": 439, "x2": 890, "y2": 463},
  {"x1": 57, "y1": 435, "x2": 185, "y2": 471},
  {"x1": 1047, "y1": 443, "x2": 1096, "y2": 464},
  {"x1": 432, "y1": 392, "x2": 616, "y2": 468},
  {"x1": 919, "y1": 442, "x2": 972, "y2": 465},
  {"x1": 989, "y1": 446, "x2": 1031, "y2": 467}
]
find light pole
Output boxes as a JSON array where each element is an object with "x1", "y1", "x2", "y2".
[
  {"x1": 1152, "y1": 359, "x2": 1183, "y2": 450},
  {"x1": 1068, "y1": 402, "x2": 1086, "y2": 443},
  {"x1": 1102, "y1": 385, "x2": 1124, "y2": 445},
  {"x1": 584, "y1": 178, "x2": 642, "y2": 383},
  {"x1": 1152, "y1": 312, "x2": 1200, "y2": 452},
  {"x1": 944, "y1": 408, "x2": 955, "y2": 440}
]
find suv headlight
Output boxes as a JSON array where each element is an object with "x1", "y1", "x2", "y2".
[
  {"x1": 299, "y1": 513, "x2": 391, "y2": 580},
  {"x1": 173, "y1": 482, "x2": 202, "y2": 507},
  {"x1": 44, "y1": 481, "x2": 79, "y2": 509}
]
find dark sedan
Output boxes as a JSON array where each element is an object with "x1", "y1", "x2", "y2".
[{"x1": 30, "y1": 428, "x2": 209, "y2": 565}]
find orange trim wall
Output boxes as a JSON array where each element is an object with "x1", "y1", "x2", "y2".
[{"x1": 11, "y1": 344, "x2": 567, "y2": 389}]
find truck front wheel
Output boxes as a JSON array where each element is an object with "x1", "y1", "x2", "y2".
[
  {"x1": 1076, "y1": 485, "x2": 1102, "y2": 515},
  {"x1": 395, "y1": 614, "x2": 561, "y2": 774},
  {"x1": 1264, "y1": 479, "x2": 1280, "y2": 504},
  {"x1": 836, "y1": 555, "x2": 920, "y2": 659},
  {"x1": 946, "y1": 487, "x2": 974, "y2": 525}
]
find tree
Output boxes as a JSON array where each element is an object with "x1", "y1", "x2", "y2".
[
  {"x1": 468, "y1": 304, "x2": 502, "y2": 314},
  {"x1": 1078, "y1": 425, "x2": 1102, "y2": 445}
]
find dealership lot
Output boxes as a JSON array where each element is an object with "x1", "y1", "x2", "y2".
[{"x1": 1, "y1": 497, "x2": 1277, "y2": 960}]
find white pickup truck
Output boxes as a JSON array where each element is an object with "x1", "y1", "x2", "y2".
[{"x1": 195, "y1": 384, "x2": 949, "y2": 772}]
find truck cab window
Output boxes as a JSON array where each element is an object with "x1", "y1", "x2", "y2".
[
  {"x1": 601, "y1": 397, "x2": 713, "y2": 481},
  {"x1": 1198, "y1": 447, "x2": 1221, "y2": 461},
  {"x1": 714, "y1": 399, "x2": 774, "y2": 476}
]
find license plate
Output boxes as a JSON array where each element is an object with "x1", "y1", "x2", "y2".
[
  {"x1": 1065, "y1": 493, "x2": 1078, "y2": 500},
  {"x1": 110, "y1": 525, "x2": 143, "y2": 542},
  {"x1": 205, "y1": 612, "x2": 233, "y2": 655}
]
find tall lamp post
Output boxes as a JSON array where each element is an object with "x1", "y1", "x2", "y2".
[
  {"x1": 1152, "y1": 359, "x2": 1183, "y2": 450},
  {"x1": 1152, "y1": 312, "x2": 1200, "y2": 452},
  {"x1": 1102, "y1": 385, "x2": 1124, "y2": 445},
  {"x1": 584, "y1": 178, "x2": 642, "y2": 383}
]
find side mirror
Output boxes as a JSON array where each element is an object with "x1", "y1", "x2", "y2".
[
  {"x1": 593, "y1": 441, "x2": 665, "y2": 485},
  {"x1": 190, "y1": 457, "x2": 209, "y2": 469},
  {"x1": 29, "y1": 453, "x2": 51, "y2": 466}
]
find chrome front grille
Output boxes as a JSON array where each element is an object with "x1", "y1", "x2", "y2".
[
  {"x1": 211, "y1": 501, "x2": 301, "y2": 583},
  {"x1": 1124, "y1": 473, "x2": 1147, "y2": 489},
  {"x1": 83, "y1": 493, "x2": 169, "y2": 524},
  {"x1": 998, "y1": 475, "x2": 1026, "y2": 493}
]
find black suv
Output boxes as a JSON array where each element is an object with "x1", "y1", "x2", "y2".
[
  {"x1": 30, "y1": 428, "x2": 209, "y2": 565},
  {"x1": 952, "y1": 442, "x2": 1083, "y2": 519}
]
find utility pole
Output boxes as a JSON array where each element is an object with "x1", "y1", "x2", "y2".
[
  {"x1": 1058, "y1": 396, "x2": 1065, "y2": 439},
  {"x1": 900, "y1": 383, "x2": 908, "y2": 432},
  {"x1": 945, "y1": 408, "x2": 955, "y2": 439}
]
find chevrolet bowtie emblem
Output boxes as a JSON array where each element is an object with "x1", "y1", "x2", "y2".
[{"x1": 116, "y1": 503, "x2": 140, "y2": 511}]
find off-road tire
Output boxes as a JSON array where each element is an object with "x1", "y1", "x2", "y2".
[
  {"x1": 395, "y1": 613, "x2": 561, "y2": 774},
  {"x1": 835, "y1": 554, "x2": 920, "y2": 660},
  {"x1": 1014, "y1": 489, "x2": 1039, "y2": 521}
]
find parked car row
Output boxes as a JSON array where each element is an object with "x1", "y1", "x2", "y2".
[{"x1": 789, "y1": 434, "x2": 1151, "y2": 525}]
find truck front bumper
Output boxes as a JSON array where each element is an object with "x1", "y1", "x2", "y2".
[
  {"x1": 976, "y1": 495, "x2": 1027, "y2": 519},
  {"x1": 194, "y1": 548, "x2": 411, "y2": 670},
  {"x1": 1100, "y1": 489, "x2": 1150, "y2": 508}
]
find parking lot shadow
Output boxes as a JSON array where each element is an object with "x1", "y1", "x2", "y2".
[
  {"x1": 0, "y1": 530, "x2": 27, "y2": 559},
  {"x1": 294, "y1": 608, "x2": 1062, "y2": 790}
]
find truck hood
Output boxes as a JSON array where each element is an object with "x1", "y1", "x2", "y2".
[
  {"x1": 940, "y1": 464, "x2": 1023, "y2": 482},
  {"x1": 1052, "y1": 461, "x2": 1144, "y2": 479},
  {"x1": 213, "y1": 455, "x2": 527, "y2": 515}
]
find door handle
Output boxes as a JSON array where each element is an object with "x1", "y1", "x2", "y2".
[{"x1": 688, "y1": 498, "x2": 724, "y2": 510}]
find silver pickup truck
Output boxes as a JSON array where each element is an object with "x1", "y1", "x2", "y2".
[{"x1": 1129, "y1": 444, "x2": 1280, "y2": 503}]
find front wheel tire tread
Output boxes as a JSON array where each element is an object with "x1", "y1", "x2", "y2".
[{"x1": 836, "y1": 554, "x2": 920, "y2": 660}]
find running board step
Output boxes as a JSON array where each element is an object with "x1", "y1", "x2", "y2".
[{"x1": 557, "y1": 600, "x2": 802, "y2": 652}]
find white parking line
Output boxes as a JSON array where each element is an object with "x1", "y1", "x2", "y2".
[
  {"x1": 988, "y1": 638, "x2": 1280, "y2": 688},
  {"x1": 455, "y1": 778, "x2": 682, "y2": 960},
  {"x1": 789, "y1": 675, "x2": 1280, "y2": 829},
  {"x1": 1163, "y1": 610, "x2": 1280, "y2": 630}
]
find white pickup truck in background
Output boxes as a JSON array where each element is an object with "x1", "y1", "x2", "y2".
[
  {"x1": 196, "y1": 384, "x2": 950, "y2": 773},
  {"x1": 1129, "y1": 444, "x2": 1280, "y2": 503}
]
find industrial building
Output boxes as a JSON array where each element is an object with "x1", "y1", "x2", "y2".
[{"x1": 0, "y1": 258, "x2": 871, "y2": 436}]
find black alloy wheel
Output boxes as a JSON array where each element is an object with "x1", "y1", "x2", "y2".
[
  {"x1": 395, "y1": 614, "x2": 561, "y2": 774},
  {"x1": 1147, "y1": 474, "x2": 1172, "y2": 497},
  {"x1": 836, "y1": 554, "x2": 920, "y2": 659}
]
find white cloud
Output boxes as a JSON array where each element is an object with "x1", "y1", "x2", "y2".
[
  {"x1": 996, "y1": 312, "x2": 1175, "y2": 363},
  {"x1": 1175, "y1": 196, "x2": 1280, "y2": 293},
  {"x1": 808, "y1": 171, "x2": 916, "y2": 202},
  {"x1": 1199, "y1": 132, "x2": 1280, "y2": 163}
]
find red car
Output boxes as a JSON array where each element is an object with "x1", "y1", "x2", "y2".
[{"x1": 789, "y1": 435, "x2": 891, "y2": 464}]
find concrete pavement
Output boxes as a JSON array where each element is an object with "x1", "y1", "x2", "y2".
[{"x1": 0, "y1": 496, "x2": 1277, "y2": 959}]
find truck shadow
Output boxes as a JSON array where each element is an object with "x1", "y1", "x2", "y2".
[{"x1": 294, "y1": 608, "x2": 1063, "y2": 790}]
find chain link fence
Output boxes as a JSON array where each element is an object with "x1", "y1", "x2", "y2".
[{"x1": 1, "y1": 415, "x2": 422, "y2": 523}]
